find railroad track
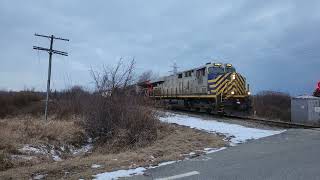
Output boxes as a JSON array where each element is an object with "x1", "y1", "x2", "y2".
[
  {"x1": 165, "y1": 108, "x2": 320, "y2": 129},
  {"x1": 225, "y1": 115, "x2": 320, "y2": 129}
]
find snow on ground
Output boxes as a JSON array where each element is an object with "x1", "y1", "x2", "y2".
[
  {"x1": 94, "y1": 167, "x2": 146, "y2": 180},
  {"x1": 94, "y1": 112, "x2": 286, "y2": 179},
  {"x1": 94, "y1": 161, "x2": 181, "y2": 180},
  {"x1": 160, "y1": 112, "x2": 285, "y2": 144},
  {"x1": 203, "y1": 147, "x2": 227, "y2": 154},
  {"x1": 71, "y1": 143, "x2": 93, "y2": 155},
  {"x1": 154, "y1": 161, "x2": 177, "y2": 167},
  {"x1": 17, "y1": 142, "x2": 93, "y2": 162},
  {"x1": 92, "y1": 164, "x2": 102, "y2": 169},
  {"x1": 19, "y1": 145, "x2": 63, "y2": 161},
  {"x1": 33, "y1": 174, "x2": 47, "y2": 180}
]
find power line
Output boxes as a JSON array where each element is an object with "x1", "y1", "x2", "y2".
[
  {"x1": 33, "y1": 33, "x2": 69, "y2": 121},
  {"x1": 169, "y1": 62, "x2": 179, "y2": 75}
]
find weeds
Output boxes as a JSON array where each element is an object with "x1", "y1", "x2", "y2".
[
  {"x1": 0, "y1": 91, "x2": 43, "y2": 118},
  {"x1": 84, "y1": 95, "x2": 159, "y2": 153},
  {"x1": 0, "y1": 152, "x2": 13, "y2": 171},
  {"x1": 51, "y1": 86, "x2": 91, "y2": 119},
  {"x1": 0, "y1": 117, "x2": 86, "y2": 155}
]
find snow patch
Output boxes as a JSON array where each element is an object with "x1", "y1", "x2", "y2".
[
  {"x1": 20, "y1": 145, "x2": 47, "y2": 155},
  {"x1": 160, "y1": 112, "x2": 285, "y2": 144},
  {"x1": 91, "y1": 164, "x2": 102, "y2": 169},
  {"x1": 19, "y1": 145, "x2": 63, "y2": 162},
  {"x1": 33, "y1": 174, "x2": 47, "y2": 180},
  {"x1": 94, "y1": 161, "x2": 178, "y2": 179},
  {"x1": 203, "y1": 147, "x2": 227, "y2": 154},
  {"x1": 71, "y1": 144, "x2": 93, "y2": 155},
  {"x1": 94, "y1": 167, "x2": 146, "y2": 180},
  {"x1": 52, "y1": 154, "x2": 62, "y2": 161},
  {"x1": 18, "y1": 143, "x2": 93, "y2": 162},
  {"x1": 155, "y1": 161, "x2": 177, "y2": 167},
  {"x1": 50, "y1": 149, "x2": 62, "y2": 161}
]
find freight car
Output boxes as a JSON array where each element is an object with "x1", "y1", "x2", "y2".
[{"x1": 139, "y1": 62, "x2": 251, "y2": 115}]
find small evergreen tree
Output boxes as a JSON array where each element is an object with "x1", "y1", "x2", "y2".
[
  {"x1": 314, "y1": 88, "x2": 320, "y2": 97},
  {"x1": 314, "y1": 81, "x2": 320, "y2": 97}
]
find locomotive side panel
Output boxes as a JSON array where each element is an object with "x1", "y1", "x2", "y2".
[{"x1": 158, "y1": 66, "x2": 209, "y2": 96}]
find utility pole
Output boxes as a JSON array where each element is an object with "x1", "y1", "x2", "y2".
[{"x1": 33, "y1": 33, "x2": 69, "y2": 120}]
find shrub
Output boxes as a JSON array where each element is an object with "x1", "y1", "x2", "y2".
[
  {"x1": 314, "y1": 88, "x2": 320, "y2": 97},
  {"x1": 84, "y1": 94, "x2": 158, "y2": 153},
  {"x1": 253, "y1": 91, "x2": 291, "y2": 121},
  {"x1": 84, "y1": 58, "x2": 160, "y2": 153},
  {"x1": 51, "y1": 86, "x2": 91, "y2": 119},
  {"x1": 0, "y1": 91, "x2": 43, "y2": 118}
]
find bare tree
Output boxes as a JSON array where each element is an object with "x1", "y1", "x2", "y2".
[
  {"x1": 138, "y1": 70, "x2": 153, "y2": 83},
  {"x1": 90, "y1": 58, "x2": 136, "y2": 96},
  {"x1": 138, "y1": 70, "x2": 160, "y2": 83}
]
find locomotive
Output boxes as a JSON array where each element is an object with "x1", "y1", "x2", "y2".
[{"x1": 139, "y1": 62, "x2": 251, "y2": 115}]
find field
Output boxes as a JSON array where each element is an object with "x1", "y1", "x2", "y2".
[
  {"x1": 0, "y1": 115, "x2": 226, "y2": 179},
  {"x1": 0, "y1": 87, "x2": 227, "y2": 179},
  {"x1": 0, "y1": 88, "x2": 289, "y2": 179}
]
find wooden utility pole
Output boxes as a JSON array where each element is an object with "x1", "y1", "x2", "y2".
[{"x1": 33, "y1": 33, "x2": 69, "y2": 120}]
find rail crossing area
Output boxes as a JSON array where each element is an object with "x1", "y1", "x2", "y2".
[
  {"x1": 129, "y1": 128, "x2": 320, "y2": 180},
  {"x1": 94, "y1": 111, "x2": 320, "y2": 180},
  {"x1": 130, "y1": 63, "x2": 320, "y2": 179},
  {"x1": 125, "y1": 111, "x2": 320, "y2": 180}
]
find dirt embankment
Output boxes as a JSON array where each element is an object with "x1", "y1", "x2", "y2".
[{"x1": 0, "y1": 117, "x2": 226, "y2": 180}]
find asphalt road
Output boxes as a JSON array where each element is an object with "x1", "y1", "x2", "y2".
[{"x1": 129, "y1": 129, "x2": 320, "y2": 180}]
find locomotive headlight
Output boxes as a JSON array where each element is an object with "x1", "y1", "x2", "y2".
[
  {"x1": 231, "y1": 91, "x2": 235, "y2": 95},
  {"x1": 231, "y1": 74, "x2": 236, "y2": 80},
  {"x1": 248, "y1": 91, "x2": 251, "y2": 95}
]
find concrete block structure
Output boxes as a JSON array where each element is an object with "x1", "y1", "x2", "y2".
[{"x1": 291, "y1": 95, "x2": 320, "y2": 124}]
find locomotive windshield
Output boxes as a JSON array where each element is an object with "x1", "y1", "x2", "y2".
[
  {"x1": 225, "y1": 66, "x2": 236, "y2": 73},
  {"x1": 208, "y1": 67, "x2": 224, "y2": 74}
]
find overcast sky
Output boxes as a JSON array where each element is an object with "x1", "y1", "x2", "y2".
[{"x1": 0, "y1": 0, "x2": 319, "y2": 95}]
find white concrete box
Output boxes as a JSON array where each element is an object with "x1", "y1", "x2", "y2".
[{"x1": 291, "y1": 95, "x2": 320, "y2": 124}]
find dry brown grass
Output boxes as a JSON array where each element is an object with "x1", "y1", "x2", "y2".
[
  {"x1": 0, "y1": 116, "x2": 86, "y2": 171},
  {"x1": 0, "y1": 123, "x2": 226, "y2": 180},
  {"x1": 0, "y1": 153, "x2": 13, "y2": 172},
  {"x1": 0, "y1": 116, "x2": 85, "y2": 151}
]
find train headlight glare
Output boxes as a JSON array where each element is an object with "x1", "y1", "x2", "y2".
[
  {"x1": 231, "y1": 91, "x2": 235, "y2": 95},
  {"x1": 231, "y1": 74, "x2": 236, "y2": 80},
  {"x1": 248, "y1": 91, "x2": 251, "y2": 95}
]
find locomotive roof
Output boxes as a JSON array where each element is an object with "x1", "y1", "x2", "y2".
[
  {"x1": 175, "y1": 65, "x2": 207, "y2": 74},
  {"x1": 150, "y1": 63, "x2": 233, "y2": 84}
]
